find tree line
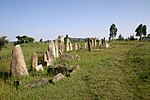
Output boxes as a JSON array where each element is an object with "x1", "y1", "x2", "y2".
[
  {"x1": 0, "y1": 24, "x2": 150, "y2": 50},
  {"x1": 109, "y1": 23, "x2": 149, "y2": 41}
]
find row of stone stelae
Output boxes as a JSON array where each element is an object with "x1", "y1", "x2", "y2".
[{"x1": 10, "y1": 36, "x2": 109, "y2": 78}]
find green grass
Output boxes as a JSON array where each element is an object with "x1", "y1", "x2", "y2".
[{"x1": 0, "y1": 41, "x2": 150, "y2": 99}]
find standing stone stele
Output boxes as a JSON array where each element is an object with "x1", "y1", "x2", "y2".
[
  {"x1": 48, "y1": 40, "x2": 55, "y2": 59},
  {"x1": 88, "y1": 38, "x2": 92, "y2": 52},
  {"x1": 66, "y1": 38, "x2": 70, "y2": 51},
  {"x1": 74, "y1": 43, "x2": 78, "y2": 50},
  {"x1": 69, "y1": 41, "x2": 73, "y2": 51},
  {"x1": 54, "y1": 39, "x2": 59, "y2": 58},
  {"x1": 91, "y1": 38, "x2": 94, "y2": 47},
  {"x1": 31, "y1": 52, "x2": 38, "y2": 70},
  {"x1": 10, "y1": 45, "x2": 29, "y2": 77},
  {"x1": 60, "y1": 36, "x2": 64, "y2": 53},
  {"x1": 94, "y1": 37, "x2": 97, "y2": 46},
  {"x1": 78, "y1": 43, "x2": 81, "y2": 50}
]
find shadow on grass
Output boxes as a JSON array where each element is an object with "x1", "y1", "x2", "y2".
[{"x1": 0, "y1": 71, "x2": 10, "y2": 80}]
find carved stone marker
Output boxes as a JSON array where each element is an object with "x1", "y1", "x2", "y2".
[
  {"x1": 44, "y1": 50, "x2": 54, "y2": 66},
  {"x1": 48, "y1": 40, "x2": 55, "y2": 59},
  {"x1": 10, "y1": 45, "x2": 29, "y2": 77},
  {"x1": 88, "y1": 38, "x2": 92, "y2": 52},
  {"x1": 78, "y1": 43, "x2": 81, "y2": 50},
  {"x1": 66, "y1": 38, "x2": 70, "y2": 51},
  {"x1": 91, "y1": 38, "x2": 94, "y2": 47},
  {"x1": 54, "y1": 39, "x2": 59, "y2": 58},
  {"x1": 69, "y1": 41, "x2": 73, "y2": 51},
  {"x1": 74, "y1": 43, "x2": 78, "y2": 50},
  {"x1": 60, "y1": 36, "x2": 64, "y2": 53},
  {"x1": 83, "y1": 43, "x2": 87, "y2": 49},
  {"x1": 31, "y1": 52, "x2": 38, "y2": 70},
  {"x1": 94, "y1": 37, "x2": 97, "y2": 46},
  {"x1": 98, "y1": 40, "x2": 101, "y2": 46},
  {"x1": 52, "y1": 73, "x2": 65, "y2": 83}
]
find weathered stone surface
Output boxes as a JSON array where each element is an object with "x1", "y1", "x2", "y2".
[
  {"x1": 60, "y1": 36, "x2": 64, "y2": 53},
  {"x1": 78, "y1": 43, "x2": 81, "y2": 50},
  {"x1": 88, "y1": 38, "x2": 92, "y2": 52},
  {"x1": 104, "y1": 42, "x2": 110, "y2": 48},
  {"x1": 66, "y1": 38, "x2": 70, "y2": 51},
  {"x1": 70, "y1": 64, "x2": 80, "y2": 75},
  {"x1": 10, "y1": 45, "x2": 29, "y2": 77},
  {"x1": 52, "y1": 73, "x2": 65, "y2": 83},
  {"x1": 94, "y1": 37, "x2": 97, "y2": 46},
  {"x1": 48, "y1": 40, "x2": 55, "y2": 58},
  {"x1": 24, "y1": 78, "x2": 49, "y2": 88},
  {"x1": 54, "y1": 39, "x2": 59, "y2": 58},
  {"x1": 83, "y1": 43, "x2": 87, "y2": 49},
  {"x1": 69, "y1": 41, "x2": 73, "y2": 51},
  {"x1": 91, "y1": 38, "x2": 94, "y2": 47},
  {"x1": 98, "y1": 40, "x2": 101, "y2": 46},
  {"x1": 47, "y1": 66, "x2": 68, "y2": 75},
  {"x1": 74, "y1": 43, "x2": 78, "y2": 50},
  {"x1": 35, "y1": 64, "x2": 43, "y2": 72},
  {"x1": 44, "y1": 50, "x2": 54, "y2": 66},
  {"x1": 31, "y1": 52, "x2": 38, "y2": 70}
]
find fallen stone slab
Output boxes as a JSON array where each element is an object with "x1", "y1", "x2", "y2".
[
  {"x1": 52, "y1": 73, "x2": 65, "y2": 83},
  {"x1": 24, "y1": 78, "x2": 49, "y2": 88}
]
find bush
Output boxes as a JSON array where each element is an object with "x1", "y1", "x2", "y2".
[
  {"x1": 0, "y1": 36, "x2": 8, "y2": 50},
  {"x1": 14, "y1": 35, "x2": 35, "y2": 45}
]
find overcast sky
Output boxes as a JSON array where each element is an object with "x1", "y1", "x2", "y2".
[{"x1": 0, "y1": 0, "x2": 149, "y2": 41}]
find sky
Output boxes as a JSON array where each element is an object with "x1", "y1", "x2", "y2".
[{"x1": 0, "y1": 0, "x2": 150, "y2": 41}]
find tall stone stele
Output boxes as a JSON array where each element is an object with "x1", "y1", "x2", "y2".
[
  {"x1": 66, "y1": 38, "x2": 70, "y2": 51},
  {"x1": 59, "y1": 36, "x2": 64, "y2": 53},
  {"x1": 10, "y1": 45, "x2": 29, "y2": 77},
  {"x1": 54, "y1": 39, "x2": 59, "y2": 58},
  {"x1": 74, "y1": 43, "x2": 78, "y2": 50},
  {"x1": 31, "y1": 52, "x2": 38, "y2": 70},
  {"x1": 88, "y1": 38, "x2": 92, "y2": 52},
  {"x1": 48, "y1": 40, "x2": 55, "y2": 59}
]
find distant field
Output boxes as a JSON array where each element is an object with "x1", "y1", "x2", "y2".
[{"x1": 0, "y1": 41, "x2": 150, "y2": 99}]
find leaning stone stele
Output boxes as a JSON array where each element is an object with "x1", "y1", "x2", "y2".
[
  {"x1": 31, "y1": 52, "x2": 38, "y2": 70},
  {"x1": 10, "y1": 45, "x2": 29, "y2": 77}
]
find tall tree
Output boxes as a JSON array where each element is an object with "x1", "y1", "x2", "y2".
[
  {"x1": 142, "y1": 25, "x2": 147, "y2": 36},
  {"x1": 135, "y1": 24, "x2": 147, "y2": 40},
  {"x1": 109, "y1": 24, "x2": 118, "y2": 40}
]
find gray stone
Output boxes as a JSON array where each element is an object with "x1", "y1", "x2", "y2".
[
  {"x1": 31, "y1": 52, "x2": 38, "y2": 70},
  {"x1": 94, "y1": 37, "x2": 97, "y2": 46},
  {"x1": 54, "y1": 39, "x2": 59, "y2": 58},
  {"x1": 74, "y1": 43, "x2": 78, "y2": 50},
  {"x1": 48, "y1": 40, "x2": 55, "y2": 58},
  {"x1": 24, "y1": 78, "x2": 49, "y2": 88},
  {"x1": 70, "y1": 64, "x2": 80, "y2": 75},
  {"x1": 88, "y1": 38, "x2": 92, "y2": 52},
  {"x1": 52, "y1": 73, "x2": 65, "y2": 83},
  {"x1": 59, "y1": 36, "x2": 64, "y2": 53},
  {"x1": 66, "y1": 38, "x2": 70, "y2": 51},
  {"x1": 69, "y1": 41, "x2": 73, "y2": 51},
  {"x1": 78, "y1": 43, "x2": 81, "y2": 50},
  {"x1": 10, "y1": 45, "x2": 29, "y2": 77}
]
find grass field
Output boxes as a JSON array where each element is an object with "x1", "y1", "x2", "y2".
[{"x1": 0, "y1": 41, "x2": 150, "y2": 99}]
